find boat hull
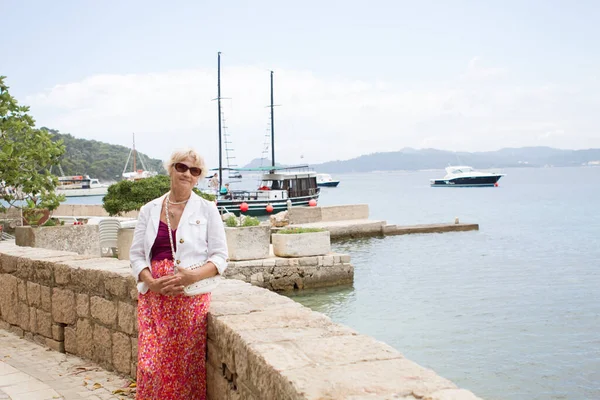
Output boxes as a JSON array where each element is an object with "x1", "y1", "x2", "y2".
[
  {"x1": 317, "y1": 181, "x2": 340, "y2": 187},
  {"x1": 216, "y1": 194, "x2": 319, "y2": 216},
  {"x1": 430, "y1": 175, "x2": 503, "y2": 187},
  {"x1": 56, "y1": 187, "x2": 109, "y2": 197}
]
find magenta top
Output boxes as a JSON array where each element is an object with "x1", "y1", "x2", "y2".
[{"x1": 151, "y1": 221, "x2": 177, "y2": 262}]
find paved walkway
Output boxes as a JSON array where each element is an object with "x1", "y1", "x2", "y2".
[{"x1": 0, "y1": 329, "x2": 135, "y2": 400}]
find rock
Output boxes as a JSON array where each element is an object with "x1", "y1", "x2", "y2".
[
  {"x1": 221, "y1": 212, "x2": 236, "y2": 222},
  {"x1": 269, "y1": 211, "x2": 289, "y2": 227}
]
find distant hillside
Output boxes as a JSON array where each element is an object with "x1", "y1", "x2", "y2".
[
  {"x1": 309, "y1": 147, "x2": 600, "y2": 173},
  {"x1": 44, "y1": 128, "x2": 166, "y2": 182}
]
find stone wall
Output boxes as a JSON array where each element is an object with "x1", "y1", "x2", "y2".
[
  {"x1": 54, "y1": 204, "x2": 139, "y2": 219},
  {"x1": 224, "y1": 253, "x2": 353, "y2": 291},
  {"x1": 15, "y1": 225, "x2": 102, "y2": 257},
  {"x1": 289, "y1": 204, "x2": 370, "y2": 224},
  {"x1": 0, "y1": 242, "x2": 482, "y2": 399}
]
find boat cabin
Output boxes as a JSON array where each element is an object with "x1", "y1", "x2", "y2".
[{"x1": 257, "y1": 171, "x2": 318, "y2": 200}]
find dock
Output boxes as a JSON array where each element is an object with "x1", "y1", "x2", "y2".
[{"x1": 282, "y1": 205, "x2": 479, "y2": 239}]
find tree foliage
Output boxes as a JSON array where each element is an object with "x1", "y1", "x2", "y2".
[
  {"x1": 44, "y1": 128, "x2": 166, "y2": 182},
  {"x1": 0, "y1": 76, "x2": 65, "y2": 212},
  {"x1": 102, "y1": 175, "x2": 215, "y2": 216}
]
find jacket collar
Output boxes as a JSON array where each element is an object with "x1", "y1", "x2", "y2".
[{"x1": 149, "y1": 191, "x2": 201, "y2": 233}]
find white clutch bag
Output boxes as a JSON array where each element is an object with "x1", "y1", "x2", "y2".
[{"x1": 182, "y1": 263, "x2": 222, "y2": 296}]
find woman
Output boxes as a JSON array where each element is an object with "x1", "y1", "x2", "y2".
[{"x1": 129, "y1": 148, "x2": 228, "y2": 399}]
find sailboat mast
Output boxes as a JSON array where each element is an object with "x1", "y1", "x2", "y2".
[
  {"x1": 217, "y1": 52, "x2": 223, "y2": 189},
  {"x1": 132, "y1": 133, "x2": 137, "y2": 172},
  {"x1": 270, "y1": 71, "x2": 275, "y2": 172}
]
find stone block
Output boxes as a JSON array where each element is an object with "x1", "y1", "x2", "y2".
[
  {"x1": 112, "y1": 332, "x2": 131, "y2": 374},
  {"x1": 45, "y1": 337, "x2": 65, "y2": 353},
  {"x1": 52, "y1": 288, "x2": 76, "y2": 325},
  {"x1": 0, "y1": 254, "x2": 18, "y2": 273},
  {"x1": 17, "y1": 279, "x2": 27, "y2": 302},
  {"x1": 76, "y1": 294, "x2": 89, "y2": 317},
  {"x1": 31, "y1": 260, "x2": 54, "y2": 286},
  {"x1": 341, "y1": 254, "x2": 351, "y2": 263},
  {"x1": 29, "y1": 307, "x2": 37, "y2": 332},
  {"x1": 225, "y1": 226, "x2": 271, "y2": 261},
  {"x1": 33, "y1": 334, "x2": 46, "y2": 346},
  {"x1": 64, "y1": 327, "x2": 77, "y2": 354},
  {"x1": 77, "y1": 318, "x2": 94, "y2": 359},
  {"x1": 52, "y1": 324, "x2": 65, "y2": 341},
  {"x1": 105, "y1": 274, "x2": 129, "y2": 299},
  {"x1": 26, "y1": 282, "x2": 41, "y2": 307},
  {"x1": 17, "y1": 302, "x2": 30, "y2": 331},
  {"x1": 0, "y1": 274, "x2": 18, "y2": 325},
  {"x1": 299, "y1": 256, "x2": 318, "y2": 266},
  {"x1": 71, "y1": 267, "x2": 105, "y2": 296},
  {"x1": 117, "y1": 302, "x2": 136, "y2": 335},
  {"x1": 36, "y1": 309, "x2": 52, "y2": 338},
  {"x1": 91, "y1": 296, "x2": 117, "y2": 327},
  {"x1": 54, "y1": 263, "x2": 71, "y2": 285},
  {"x1": 40, "y1": 285, "x2": 52, "y2": 312},
  {"x1": 323, "y1": 255, "x2": 334, "y2": 267},
  {"x1": 93, "y1": 324, "x2": 112, "y2": 365},
  {"x1": 24, "y1": 332, "x2": 34, "y2": 341}
]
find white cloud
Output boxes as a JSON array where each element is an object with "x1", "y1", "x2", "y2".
[{"x1": 25, "y1": 58, "x2": 600, "y2": 167}]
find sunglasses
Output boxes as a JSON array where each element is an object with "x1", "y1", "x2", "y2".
[{"x1": 173, "y1": 162, "x2": 202, "y2": 177}]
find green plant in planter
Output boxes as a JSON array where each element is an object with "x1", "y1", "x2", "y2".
[
  {"x1": 225, "y1": 215, "x2": 260, "y2": 227},
  {"x1": 277, "y1": 227, "x2": 324, "y2": 234}
]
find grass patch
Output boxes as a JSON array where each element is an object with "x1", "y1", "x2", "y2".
[{"x1": 277, "y1": 227, "x2": 325, "y2": 234}]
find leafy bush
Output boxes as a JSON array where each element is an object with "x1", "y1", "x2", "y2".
[
  {"x1": 225, "y1": 215, "x2": 260, "y2": 227},
  {"x1": 277, "y1": 227, "x2": 324, "y2": 234},
  {"x1": 102, "y1": 175, "x2": 215, "y2": 216},
  {"x1": 242, "y1": 216, "x2": 260, "y2": 227},
  {"x1": 225, "y1": 215, "x2": 238, "y2": 227}
]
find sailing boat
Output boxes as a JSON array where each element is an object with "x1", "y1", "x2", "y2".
[
  {"x1": 211, "y1": 52, "x2": 320, "y2": 216},
  {"x1": 122, "y1": 133, "x2": 158, "y2": 181}
]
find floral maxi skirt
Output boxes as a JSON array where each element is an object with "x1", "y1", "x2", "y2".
[{"x1": 136, "y1": 259, "x2": 211, "y2": 400}]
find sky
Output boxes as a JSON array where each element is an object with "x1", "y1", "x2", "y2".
[{"x1": 2, "y1": 0, "x2": 599, "y2": 168}]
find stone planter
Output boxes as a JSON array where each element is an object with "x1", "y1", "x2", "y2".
[
  {"x1": 117, "y1": 228, "x2": 135, "y2": 260},
  {"x1": 272, "y1": 231, "x2": 331, "y2": 258},
  {"x1": 225, "y1": 225, "x2": 271, "y2": 261},
  {"x1": 15, "y1": 225, "x2": 101, "y2": 256}
]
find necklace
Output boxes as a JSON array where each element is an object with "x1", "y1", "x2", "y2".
[{"x1": 167, "y1": 196, "x2": 189, "y2": 205}]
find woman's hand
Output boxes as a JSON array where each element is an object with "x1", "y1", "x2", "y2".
[
  {"x1": 174, "y1": 266, "x2": 201, "y2": 287},
  {"x1": 148, "y1": 275, "x2": 184, "y2": 296}
]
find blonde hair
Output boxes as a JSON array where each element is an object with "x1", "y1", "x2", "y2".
[{"x1": 164, "y1": 148, "x2": 207, "y2": 179}]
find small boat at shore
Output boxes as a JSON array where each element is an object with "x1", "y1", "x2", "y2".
[
  {"x1": 430, "y1": 166, "x2": 505, "y2": 187},
  {"x1": 316, "y1": 173, "x2": 340, "y2": 187}
]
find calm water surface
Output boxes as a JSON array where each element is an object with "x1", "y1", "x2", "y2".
[{"x1": 288, "y1": 167, "x2": 600, "y2": 400}]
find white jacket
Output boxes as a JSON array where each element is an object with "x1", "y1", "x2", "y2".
[{"x1": 129, "y1": 192, "x2": 228, "y2": 294}]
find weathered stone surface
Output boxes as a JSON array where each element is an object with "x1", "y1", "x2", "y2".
[
  {"x1": 0, "y1": 254, "x2": 18, "y2": 273},
  {"x1": 40, "y1": 285, "x2": 52, "y2": 312},
  {"x1": 29, "y1": 306, "x2": 37, "y2": 332},
  {"x1": 272, "y1": 231, "x2": 331, "y2": 258},
  {"x1": 0, "y1": 274, "x2": 18, "y2": 325},
  {"x1": 93, "y1": 324, "x2": 112, "y2": 365},
  {"x1": 45, "y1": 337, "x2": 65, "y2": 353},
  {"x1": 17, "y1": 279, "x2": 27, "y2": 302},
  {"x1": 52, "y1": 288, "x2": 76, "y2": 325},
  {"x1": 26, "y1": 282, "x2": 41, "y2": 307},
  {"x1": 54, "y1": 263, "x2": 71, "y2": 285},
  {"x1": 112, "y1": 332, "x2": 131, "y2": 374},
  {"x1": 225, "y1": 226, "x2": 270, "y2": 261},
  {"x1": 131, "y1": 338, "x2": 138, "y2": 379},
  {"x1": 117, "y1": 302, "x2": 136, "y2": 335},
  {"x1": 52, "y1": 324, "x2": 65, "y2": 341},
  {"x1": 36, "y1": 309, "x2": 52, "y2": 338},
  {"x1": 64, "y1": 326, "x2": 77, "y2": 354},
  {"x1": 76, "y1": 318, "x2": 93, "y2": 359},
  {"x1": 269, "y1": 210, "x2": 289, "y2": 227},
  {"x1": 91, "y1": 296, "x2": 117, "y2": 327},
  {"x1": 16, "y1": 225, "x2": 101, "y2": 257},
  {"x1": 8, "y1": 325, "x2": 24, "y2": 337},
  {"x1": 105, "y1": 274, "x2": 129, "y2": 299},
  {"x1": 76, "y1": 293, "x2": 89, "y2": 317},
  {"x1": 17, "y1": 302, "x2": 30, "y2": 331}
]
